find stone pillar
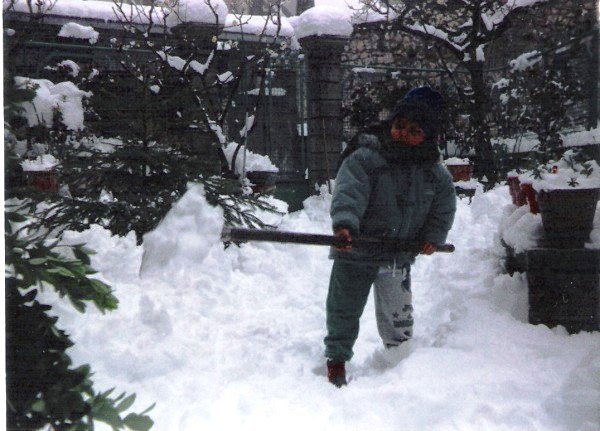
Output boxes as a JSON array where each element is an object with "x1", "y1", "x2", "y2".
[{"x1": 298, "y1": 35, "x2": 348, "y2": 186}]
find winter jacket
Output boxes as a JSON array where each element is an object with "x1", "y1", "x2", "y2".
[{"x1": 329, "y1": 134, "x2": 457, "y2": 266}]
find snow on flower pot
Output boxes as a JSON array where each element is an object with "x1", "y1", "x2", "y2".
[
  {"x1": 537, "y1": 188, "x2": 600, "y2": 249},
  {"x1": 444, "y1": 157, "x2": 473, "y2": 182},
  {"x1": 246, "y1": 170, "x2": 278, "y2": 194},
  {"x1": 21, "y1": 155, "x2": 59, "y2": 193},
  {"x1": 523, "y1": 150, "x2": 600, "y2": 248}
]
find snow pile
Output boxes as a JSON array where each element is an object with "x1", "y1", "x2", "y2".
[
  {"x1": 58, "y1": 22, "x2": 99, "y2": 44},
  {"x1": 224, "y1": 15, "x2": 294, "y2": 37},
  {"x1": 165, "y1": 0, "x2": 228, "y2": 27},
  {"x1": 499, "y1": 203, "x2": 544, "y2": 252},
  {"x1": 293, "y1": 5, "x2": 354, "y2": 39},
  {"x1": 36, "y1": 184, "x2": 600, "y2": 431},
  {"x1": 21, "y1": 154, "x2": 59, "y2": 172},
  {"x1": 139, "y1": 183, "x2": 224, "y2": 279},
  {"x1": 14, "y1": 77, "x2": 92, "y2": 131},
  {"x1": 222, "y1": 142, "x2": 279, "y2": 174}
]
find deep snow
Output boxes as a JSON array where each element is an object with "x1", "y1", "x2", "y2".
[{"x1": 39, "y1": 185, "x2": 600, "y2": 431}]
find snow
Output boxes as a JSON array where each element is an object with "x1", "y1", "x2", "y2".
[
  {"x1": 38, "y1": 185, "x2": 600, "y2": 431},
  {"x1": 14, "y1": 76, "x2": 91, "y2": 131},
  {"x1": 165, "y1": 0, "x2": 228, "y2": 27},
  {"x1": 222, "y1": 141, "x2": 278, "y2": 174},
  {"x1": 444, "y1": 157, "x2": 471, "y2": 166},
  {"x1": 58, "y1": 22, "x2": 99, "y2": 44},
  {"x1": 55, "y1": 59, "x2": 81, "y2": 77},
  {"x1": 510, "y1": 50, "x2": 542, "y2": 72},
  {"x1": 6, "y1": 0, "x2": 227, "y2": 26},
  {"x1": 293, "y1": 5, "x2": 354, "y2": 39},
  {"x1": 139, "y1": 183, "x2": 224, "y2": 279},
  {"x1": 224, "y1": 14, "x2": 294, "y2": 38},
  {"x1": 520, "y1": 150, "x2": 600, "y2": 191},
  {"x1": 5, "y1": 0, "x2": 163, "y2": 24},
  {"x1": 157, "y1": 51, "x2": 214, "y2": 75},
  {"x1": 499, "y1": 204, "x2": 544, "y2": 252},
  {"x1": 21, "y1": 154, "x2": 59, "y2": 172}
]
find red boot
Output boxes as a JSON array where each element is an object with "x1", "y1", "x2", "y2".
[{"x1": 327, "y1": 360, "x2": 347, "y2": 387}]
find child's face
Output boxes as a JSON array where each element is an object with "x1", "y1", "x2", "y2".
[{"x1": 390, "y1": 118, "x2": 425, "y2": 147}]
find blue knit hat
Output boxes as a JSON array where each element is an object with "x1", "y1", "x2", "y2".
[
  {"x1": 403, "y1": 86, "x2": 444, "y2": 114},
  {"x1": 386, "y1": 86, "x2": 445, "y2": 138}
]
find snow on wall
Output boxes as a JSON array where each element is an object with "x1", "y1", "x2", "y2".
[
  {"x1": 5, "y1": 0, "x2": 162, "y2": 24},
  {"x1": 292, "y1": 5, "x2": 354, "y2": 39},
  {"x1": 14, "y1": 76, "x2": 92, "y2": 131},
  {"x1": 6, "y1": 0, "x2": 227, "y2": 26},
  {"x1": 165, "y1": 0, "x2": 228, "y2": 27}
]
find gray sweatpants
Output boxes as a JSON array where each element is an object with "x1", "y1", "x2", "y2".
[{"x1": 324, "y1": 260, "x2": 413, "y2": 362}]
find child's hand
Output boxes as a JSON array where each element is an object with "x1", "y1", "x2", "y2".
[
  {"x1": 420, "y1": 242, "x2": 437, "y2": 255},
  {"x1": 334, "y1": 227, "x2": 353, "y2": 251}
]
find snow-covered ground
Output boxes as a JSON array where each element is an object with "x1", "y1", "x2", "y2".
[{"x1": 40, "y1": 185, "x2": 600, "y2": 431}]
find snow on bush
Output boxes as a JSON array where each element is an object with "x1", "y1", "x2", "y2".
[
  {"x1": 222, "y1": 142, "x2": 279, "y2": 174},
  {"x1": 224, "y1": 14, "x2": 294, "y2": 37},
  {"x1": 139, "y1": 183, "x2": 224, "y2": 278},
  {"x1": 14, "y1": 77, "x2": 91, "y2": 131},
  {"x1": 58, "y1": 22, "x2": 99, "y2": 44},
  {"x1": 21, "y1": 154, "x2": 59, "y2": 172}
]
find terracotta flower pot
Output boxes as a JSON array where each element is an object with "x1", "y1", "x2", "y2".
[
  {"x1": 26, "y1": 169, "x2": 59, "y2": 192},
  {"x1": 520, "y1": 183, "x2": 539, "y2": 214},
  {"x1": 446, "y1": 164, "x2": 473, "y2": 182},
  {"x1": 537, "y1": 187, "x2": 600, "y2": 249},
  {"x1": 507, "y1": 176, "x2": 527, "y2": 207}
]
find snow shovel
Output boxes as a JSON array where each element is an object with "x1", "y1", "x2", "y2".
[{"x1": 221, "y1": 227, "x2": 455, "y2": 253}]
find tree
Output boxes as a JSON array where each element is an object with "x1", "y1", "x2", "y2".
[
  {"x1": 359, "y1": 0, "x2": 550, "y2": 185},
  {"x1": 4, "y1": 0, "x2": 288, "y2": 243}
]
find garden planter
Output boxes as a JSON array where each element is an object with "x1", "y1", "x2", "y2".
[
  {"x1": 527, "y1": 248, "x2": 599, "y2": 333},
  {"x1": 246, "y1": 171, "x2": 278, "y2": 194},
  {"x1": 507, "y1": 176, "x2": 527, "y2": 206},
  {"x1": 520, "y1": 183, "x2": 539, "y2": 214},
  {"x1": 537, "y1": 188, "x2": 600, "y2": 249},
  {"x1": 26, "y1": 169, "x2": 59, "y2": 193}
]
